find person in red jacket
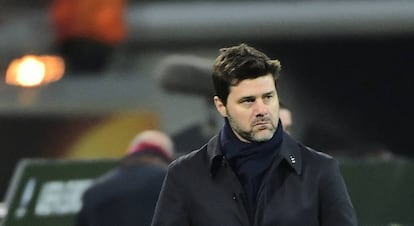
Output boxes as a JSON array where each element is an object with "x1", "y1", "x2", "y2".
[{"x1": 49, "y1": 0, "x2": 127, "y2": 74}]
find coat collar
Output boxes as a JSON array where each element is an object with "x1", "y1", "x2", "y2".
[
  {"x1": 278, "y1": 133, "x2": 303, "y2": 175},
  {"x1": 206, "y1": 135, "x2": 224, "y2": 177},
  {"x1": 207, "y1": 132, "x2": 303, "y2": 177}
]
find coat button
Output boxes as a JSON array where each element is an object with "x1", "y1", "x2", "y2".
[
  {"x1": 221, "y1": 156, "x2": 227, "y2": 168},
  {"x1": 289, "y1": 155, "x2": 296, "y2": 164},
  {"x1": 232, "y1": 193, "x2": 238, "y2": 201}
]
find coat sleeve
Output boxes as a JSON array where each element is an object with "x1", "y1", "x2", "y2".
[
  {"x1": 319, "y1": 159, "x2": 358, "y2": 226},
  {"x1": 75, "y1": 206, "x2": 88, "y2": 226},
  {"x1": 151, "y1": 162, "x2": 190, "y2": 226},
  {"x1": 75, "y1": 189, "x2": 92, "y2": 226}
]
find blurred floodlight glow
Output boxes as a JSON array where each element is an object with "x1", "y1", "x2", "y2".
[
  {"x1": 6, "y1": 55, "x2": 65, "y2": 87},
  {"x1": 16, "y1": 56, "x2": 45, "y2": 86}
]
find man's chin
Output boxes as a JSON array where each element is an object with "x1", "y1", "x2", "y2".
[{"x1": 252, "y1": 130, "x2": 274, "y2": 142}]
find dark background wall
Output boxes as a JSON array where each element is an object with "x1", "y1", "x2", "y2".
[{"x1": 261, "y1": 35, "x2": 413, "y2": 157}]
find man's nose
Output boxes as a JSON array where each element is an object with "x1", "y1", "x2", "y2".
[{"x1": 253, "y1": 100, "x2": 268, "y2": 117}]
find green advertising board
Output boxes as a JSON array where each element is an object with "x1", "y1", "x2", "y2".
[
  {"x1": 2, "y1": 158, "x2": 117, "y2": 226},
  {"x1": 340, "y1": 160, "x2": 414, "y2": 226}
]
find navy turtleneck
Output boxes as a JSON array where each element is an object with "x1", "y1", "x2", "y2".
[{"x1": 220, "y1": 118, "x2": 284, "y2": 221}]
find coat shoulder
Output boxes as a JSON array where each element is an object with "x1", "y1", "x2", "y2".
[
  {"x1": 301, "y1": 145, "x2": 339, "y2": 168},
  {"x1": 168, "y1": 144, "x2": 208, "y2": 171}
]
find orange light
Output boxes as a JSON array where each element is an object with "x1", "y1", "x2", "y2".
[{"x1": 6, "y1": 55, "x2": 65, "y2": 87}]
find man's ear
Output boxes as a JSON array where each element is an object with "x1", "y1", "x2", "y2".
[{"x1": 213, "y1": 96, "x2": 227, "y2": 117}]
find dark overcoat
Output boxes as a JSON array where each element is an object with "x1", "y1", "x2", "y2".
[{"x1": 151, "y1": 133, "x2": 357, "y2": 226}]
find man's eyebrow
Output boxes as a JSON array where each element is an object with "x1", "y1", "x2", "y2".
[{"x1": 263, "y1": 91, "x2": 275, "y2": 95}]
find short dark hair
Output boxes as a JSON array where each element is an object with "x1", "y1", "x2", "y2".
[{"x1": 212, "y1": 43, "x2": 281, "y2": 105}]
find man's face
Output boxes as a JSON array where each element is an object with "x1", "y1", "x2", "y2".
[{"x1": 214, "y1": 74, "x2": 280, "y2": 143}]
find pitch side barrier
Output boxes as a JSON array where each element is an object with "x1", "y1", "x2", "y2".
[{"x1": 1, "y1": 158, "x2": 117, "y2": 226}]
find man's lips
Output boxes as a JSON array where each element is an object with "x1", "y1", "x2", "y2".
[{"x1": 252, "y1": 120, "x2": 271, "y2": 126}]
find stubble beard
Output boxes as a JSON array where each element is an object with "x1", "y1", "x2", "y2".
[{"x1": 227, "y1": 115, "x2": 276, "y2": 143}]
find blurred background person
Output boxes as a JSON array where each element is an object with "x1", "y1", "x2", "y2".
[
  {"x1": 76, "y1": 130, "x2": 174, "y2": 226},
  {"x1": 49, "y1": 0, "x2": 127, "y2": 74},
  {"x1": 279, "y1": 101, "x2": 293, "y2": 134}
]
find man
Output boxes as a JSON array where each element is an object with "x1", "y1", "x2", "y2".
[
  {"x1": 151, "y1": 43, "x2": 357, "y2": 226},
  {"x1": 76, "y1": 130, "x2": 174, "y2": 226}
]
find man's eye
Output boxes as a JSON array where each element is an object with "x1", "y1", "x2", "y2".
[
  {"x1": 240, "y1": 98, "x2": 254, "y2": 104},
  {"x1": 264, "y1": 94, "x2": 274, "y2": 100}
]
